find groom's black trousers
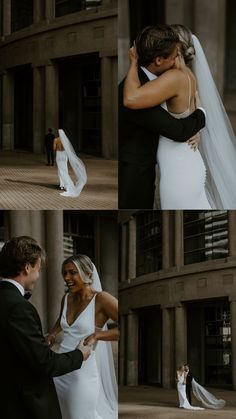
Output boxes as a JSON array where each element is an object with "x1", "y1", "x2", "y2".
[{"x1": 119, "y1": 160, "x2": 156, "y2": 209}]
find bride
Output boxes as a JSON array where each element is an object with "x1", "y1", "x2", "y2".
[
  {"x1": 124, "y1": 24, "x2": 236, "y2": 209},
  {"x1": 176, "y1": 365, "x2": 225, "y2": 410},
  {"x1": 45, "y1": 255, "x2": 118, "y2": 419},
  {"x1": 54, "y1": 129, "x2": 87, "y2": 197}
]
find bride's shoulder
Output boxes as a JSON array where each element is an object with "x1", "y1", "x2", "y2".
[{"x1": 159, "y1": 68, "x2": 186, "y2": 83}]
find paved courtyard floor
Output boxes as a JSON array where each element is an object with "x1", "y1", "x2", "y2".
[
  {"x1": 119, "y1": 386, "x2": 236, "y2": 419},
  {"x1": 0, "y1": 151, "x2": 117, "y2": 209}
]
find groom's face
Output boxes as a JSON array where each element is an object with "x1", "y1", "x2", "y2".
[
  {"x1": 154, "y1": 46, "x2": 178, "y2": 75},
  {"x1": 24, "y1": 258, "x2": 42, "y2": 292}
]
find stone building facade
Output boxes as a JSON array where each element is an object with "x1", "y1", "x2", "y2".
[
  {"x1": 119, "y1": 210, "x2": 236, "y2": 390},
  {"x1": 118, "y1": 0, "x2": 236, "y2": 131},
  {"x1": 0, "y1": 209, "x2": 118, "y2": 332},
  {"x1": 0, "y1": 0, "x2": 117, "y2": 158}
]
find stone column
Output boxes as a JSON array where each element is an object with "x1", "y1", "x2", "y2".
[
  {"x1": 119, "y1": 314, "x2": 126, "y2": 384},
  {"x1": 45, "y1": 210, "x2": 64, "y2": 329},
  {"x1": 175, "y1": 304, "x2": 187, "y2": 367},
  {"x1": 162, "y1": 307, "x2": 174, "y2": 388},
  {"x1": 175, "y1": 211, "x2": 184, "y2": 269},
  {"x1": 162, "y1": 211, "x2": 170, "y2": 270},
  {"x1": 194, "y1": 0, "x2": 226, "y2": 95},
  {"x1": 99, "y1": 216, "x2": 118, "y2": 297},
  {"x1": 45, "y1": 63, "x2": 59, "y2": 134},
  {"x1": 165, "y1": 0, "x2": 193, "y2": 26},
  {"x1": 45, "y1": 0, "x2": 55, "y2": 20},
  {"x1": 121, "y1": 223, "x2": 127, "y2": 282},
  {"x1": 2, "y1": 0, "x2": 11, "y2": 37},
  {"x1": 33, "y1": 67, "x2": 45, "y2": 153},
  {"x1": 228, "y1": 211, "x2": 236, "y2": 259},
  {"x1": 101, "y1": 56, "x2": 114, "y2": 159},
  {"x1": 2, "y1": 71, "x2": 14, "y2": 150},
  {"x1": 8, "y1": 211, "x2": 31, "y2": 236},
  {"x1": 30, "y1": 211, "x2": 48, "y2": 332},
  {"x1": 118, "y1": 0, "x2": 130, "y2": 83},
  {"x1": 127, "y1": 310, "x2": 138, "y2": 386},
  {"x1": 230, "y1": 300, "x2": 236, "y2": 389},
  {"x1": 128, "y1": 217, "x2": 136, "y2": 280},
  {"x1": 33, "y1": 0, "x2": 42, "y2": 23}
]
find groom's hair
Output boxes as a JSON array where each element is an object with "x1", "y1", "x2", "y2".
[
  {"x1": 0, "y1": 236, "x2": 45, "y2": 278},
  {"x1": 135, "y1": 24, "x2": 179, "y2": 66}
]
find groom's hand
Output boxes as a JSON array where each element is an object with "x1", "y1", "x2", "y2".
[
  {"x1": 76, "y1": 340, "x2": 91, "y2": 361},
  {"x1": 187, "y1": 132, "x2": 201, "y2": 151}
]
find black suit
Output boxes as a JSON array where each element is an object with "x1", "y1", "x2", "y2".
[
  {"x1": 186, "y1": 371, "x2": 193, "y2": 404},
  {"x1": 0, "y1": 281, "x2": 83, "y2": 419},
  {"x1": 119, "y1": 68, "x2": 206, "y2": 209},
  {"x1": 45, "y1": 132, "x2": 55, "y2": 165}
]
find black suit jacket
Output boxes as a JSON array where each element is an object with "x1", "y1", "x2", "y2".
[
  {"x1": 119, "y1": 67, "x2": 206, "y2": 209},
  {"x1": 0, "y1": 281, "x2": 83, "y2": 419},
  {"x1": 186, "y1": 370, "x2": 193, "y2": 390}
]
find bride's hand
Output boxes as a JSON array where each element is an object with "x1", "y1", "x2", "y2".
[
  {"x1": 83, "y1": 333, "x2": 98, "y2": 347},
  {"x1": 45, "y1": 333, "x2": 56, "y2": 348},
  {"x1": 129, "y1": 44, "x2": 138, "y2": 65}
]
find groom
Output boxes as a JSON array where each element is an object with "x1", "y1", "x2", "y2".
[
  {"x1": 0, "y1": 236, "x2": 91, "y2": 419},
  {"x1": 185, "y1": 364, "x2": 193, "y2": 404},
  {"x1": 119, "y1": 24, "x2": 206, "y2": 209}
]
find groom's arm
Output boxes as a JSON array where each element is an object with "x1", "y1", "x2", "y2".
[{"x1": 123, "y1": 105, "x2": 205, "y2": 142}]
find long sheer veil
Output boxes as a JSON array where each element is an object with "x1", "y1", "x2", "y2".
[
  {"x1": 192, "y1": 35, "x2": 236, "y2": 209},
  {"x1": 192, "y1": 378, "x2": 225, "y2": 409},
  {"x1": 91, "y1": 263, "x2": 118, "y2": 419},
  {"x1": 58, "y1": 129, "x2": 87, "y2": 197}
]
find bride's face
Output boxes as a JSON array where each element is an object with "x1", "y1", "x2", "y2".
[{"x1": 63, "y1": 261, "x2": 85, "y2": 293}]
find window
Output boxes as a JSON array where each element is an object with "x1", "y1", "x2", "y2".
[
  {"x1": 136, "y1": 211, "x2": 162, "y2": 277},
  {"x1": 63, "y1": 212, "x2": 95, "y2": 259},
  {"x1": 0, "y1": 211, "x2": 4, "y2": 249},
  {"x1": 184, "y1": 211, "x2": 229, "y2": 264},
  {"x1": 11, "y1": 0, "x2": 33, "y2": 32},
  {"x1": 55, "y1": 0, "x2": 101, "y2": 17}
]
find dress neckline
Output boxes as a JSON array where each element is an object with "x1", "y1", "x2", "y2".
[{"x1": 65, "y1": 292, "x2": 97, "y2": 328}]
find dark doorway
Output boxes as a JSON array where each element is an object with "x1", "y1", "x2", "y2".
[
  {"x1": 11, "y1": 0, "x2": 33, "y2": 32},
  {"x1": 58, "y1": 53, "x2": 101, "y2": 156},
  {"x1": 14, "y1": 66, "x2": 33, "y2": 151},
  {"x1": 129, "y1": 0, "x2": 165, "y2": 44},
  {"x1": 187, "y1": 299, "x2": 232, "y2": 388},
  {"x1": 138, "y1": 306, "x2": 162, "y2": 385}
]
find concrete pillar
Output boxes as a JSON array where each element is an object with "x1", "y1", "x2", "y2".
[
  {"x1": 162, "y1": 307, "x2": 174, "y2": 388},
  {"x1": 101, "y1": 56, "x2": 116, "y2": 158},
  {"x1": 228, "y1": 211, "x2": 236, "y2": 258},
  {"x1": 128, "y1": 217, "x2": 136, "y2": 280},
  {"x1": 194, "y1": 0, "x2": 226, "y2": 95},
  {"x1": 99, "y1": 216, "x2": 118, "y2": 297},
  {"x1": 175, "y1": 304, "x2": 187, "y2": 368},
  {"x1": 2, "y1": 71, "x2": 14, "y2": 150},
  {"x1": 45, "y1": 63, "x2": 59, "y2": 135},
  {"x1": 119, "y1": 314, "x2": 126, "y2": 384},
  {"x1": 45, "y1": 0, "x2": 55, "y2": 20},
  {"x1": 45, "y1": 210, "x2": 64, "y2": 329},
  {"x1": 118, "y1": 0, "x2": 130, "y2": 83},
  {"x1": 162, "y1": 211, "x2": 170, "y2": 270},
  {"x1": 121, "y1": 223, "x2": 127, "y2": 282},
  {"x1": 175, "y1": 211, "x2": 184, "y2": 269},
  {"x1": 33, "y1": 0, "x2": 42, "y2": 23},
  {"x1": 165, "y1": 0, "x2": 193, "y2": 26},
  {"x1": 8, "y1": 211, "x2": 31, "y2": 236},
  {"x1": 230, "y1": 300, "x2": 236, "y2": 390},
  {"x1": 30, "y1": 211, "x2": 48, "y2": 332},
  {"x1": 127, "y1": 310, "x2": 138, "y2": 386},
  {"x1": 2, "y1": 0, "x2": 11, "y2": 37},
  {"x1": 33, "y1": 67, "x2": 45, "y2": 153}
]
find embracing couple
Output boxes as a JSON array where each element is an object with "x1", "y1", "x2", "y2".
[
  {"x1": 119, "y1": 24, "x2": 236, "y2": 210},
  {"x1": 0, "y1": 236, "x2": 118, "y2": 419}
]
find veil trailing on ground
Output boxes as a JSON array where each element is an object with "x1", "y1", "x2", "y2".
[
  {"x1": 192, "y1": 35, "x2": 236, "y2": 209},
  {"x1": 89, "y1": 263, "x2": 118, "y2": 419},
  {"x1": 58, "y1": 129, "x2": 87, "y2": 197},
  {"x1": 192, "y1": 378, "x2": 225, "y2": 409}
]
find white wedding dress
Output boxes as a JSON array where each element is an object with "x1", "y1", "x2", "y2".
[
  {"x1": 53, "y1": 289, "x2": 117, "y2": 419},
  {"x1": 177, "y1": 372, "x2": 204, "y2": 410},
  {"x1": 157, "y1": 76, "x2": 211, "y2": 210}
]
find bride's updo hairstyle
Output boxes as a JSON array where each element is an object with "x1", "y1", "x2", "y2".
[
  {"x1": 171, "y1": 24, "x2": 195, "y2": 65},
  {"x1": 62, "y1": 254, "x2": 94, "y2": 285}
]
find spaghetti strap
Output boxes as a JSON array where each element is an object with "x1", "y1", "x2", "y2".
[{"x1": 187, "y1": 74, "x2": 191, "y2": 109}]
